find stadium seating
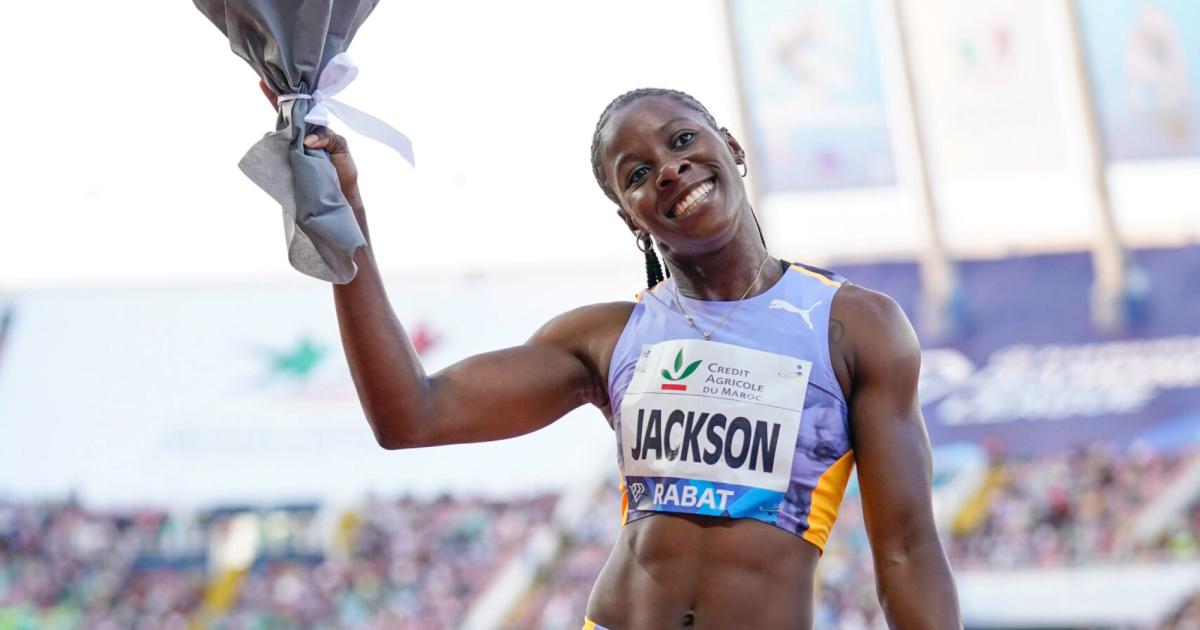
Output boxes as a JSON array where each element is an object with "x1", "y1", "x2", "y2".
[{"x1": 4, "y1": 445, "x2": 1200, "y2": 628}]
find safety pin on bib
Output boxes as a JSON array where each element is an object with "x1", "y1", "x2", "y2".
[
  {"x1": 634, "y1": 345, "x2": 653, "y2": 374},
  {"x1": 778, "y1": 363, "x2": 808, "y2": 378}
]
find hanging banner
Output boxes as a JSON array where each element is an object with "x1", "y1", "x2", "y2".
[
  {"x1": 728, "y1": 0, "x2": 896, "y2": 191},
  {"x1": 901, "y1": 0, "x2": 1070, "y2": 176},
  {"x1": 0, "y1": 271, "x2": 631, "y2": 504},
  {"x1": 843, "y1": 245, "x2": 1200, "y2": 456},
  {"x1": 1076, "y1": 0, "x2": 1200, "y2": 160}
]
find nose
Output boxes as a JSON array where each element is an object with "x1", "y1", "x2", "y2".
[{"x1": 656, "y1": 160, "x2": 691, "y2": 190}]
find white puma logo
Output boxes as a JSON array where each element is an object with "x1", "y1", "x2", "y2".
[{"x1": 768, "y1": 299, "x2": 822, "y2": 330}]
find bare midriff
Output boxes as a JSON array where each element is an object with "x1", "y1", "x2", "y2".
[{"x1": 586, "y1": 513, "x2": 822, "y2": 630}]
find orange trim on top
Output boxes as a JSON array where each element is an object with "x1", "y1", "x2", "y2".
[
  {"x1": 790, "y1": 264, "x2": 843, "y2": 288},
  {"x1": 618, "y1": 472, "x2": 630, "y2": 527},
  {"x1": 801, "y1": 450, "x2": 856, "y2": 551},
  {"x1": 635, "y1": 278, "x2": 669, "y2": 302}
]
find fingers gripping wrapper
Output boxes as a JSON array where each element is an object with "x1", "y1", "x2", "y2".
[{"x1": 194, "y1": 0, "x2": 414, "y2": 283}]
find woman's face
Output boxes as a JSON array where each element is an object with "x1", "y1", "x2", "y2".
[{"x1": 599, "y1": 96, "x2": 747, "y2": 257}]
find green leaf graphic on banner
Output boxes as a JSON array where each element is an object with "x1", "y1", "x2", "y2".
[
  {"x1": 678, "y1": 359, "x2": 702, "y2": 379},
  {"x1": 674, "y1": 349, "x2": 683, "y2": 372}
]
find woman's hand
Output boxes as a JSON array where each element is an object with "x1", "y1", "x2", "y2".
[
  {"x1": 258, "y1": 79, "x2": 359, "y2": 199},
  {"x1": 303, "y1": 126, "x2": 359, "y2": 200}
]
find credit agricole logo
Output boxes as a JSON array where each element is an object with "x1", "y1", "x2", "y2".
[{"x1": 661, "y1": 349, "x2": 702, "y2": 391}]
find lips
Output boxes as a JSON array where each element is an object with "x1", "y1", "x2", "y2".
[{"x1": 666, "y1": 178, "x2": 716, "y2": 219}]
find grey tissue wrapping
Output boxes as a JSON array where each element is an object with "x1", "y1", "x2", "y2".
[{"x1": 194, "y1": 0, "x2": 379, "y2": 283}]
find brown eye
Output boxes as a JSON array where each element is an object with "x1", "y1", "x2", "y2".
[
  {"x1": 672, "y1": 131, "x2": 696, "y2": 148},
  {"x1": 627, "y1": 165, "x2": 651, "y2": 187}
]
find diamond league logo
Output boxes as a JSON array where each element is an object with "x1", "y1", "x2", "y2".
[{"x1": 629, "y1": 481, "x2": 647, "y2": 505}]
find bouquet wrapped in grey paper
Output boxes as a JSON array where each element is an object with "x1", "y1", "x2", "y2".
[{"x1": 195, "y1": 0, "x2": 413, "y2": 283}]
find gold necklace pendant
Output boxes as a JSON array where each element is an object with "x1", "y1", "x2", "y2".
[{"x1": 673, "y1": 252, "x2": 772, "y2": 342}]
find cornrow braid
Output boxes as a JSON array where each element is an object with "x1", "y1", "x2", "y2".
[
  {"x1": 590, "y1": 88, "x2": 763, "y2": 289},
  {"x1": 641, "y1": 236, "x2": 670, "y2": 288}
]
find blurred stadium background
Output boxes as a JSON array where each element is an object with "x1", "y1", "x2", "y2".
[{"x1": 2, "y1": 0, "x2": 1200, "y2": 628}]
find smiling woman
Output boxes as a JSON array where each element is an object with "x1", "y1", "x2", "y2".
[
  {"x1": 295, "y1": 83, "x2": 962, "y2": 629},
  {"x1": 590, "y1": 88, "x2": 767, "y2": 291}
]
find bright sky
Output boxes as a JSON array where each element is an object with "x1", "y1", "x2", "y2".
[
  {"x1": 1, "y1": 1, "x2": 1197, "y2": 288},
  {"x1": 0, "y1": 1, "x2": 741, "y2": 286}
]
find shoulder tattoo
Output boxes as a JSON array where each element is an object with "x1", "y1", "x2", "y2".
[{"x1": 829, "y1": 318, "x2": 845, "y2": 345}]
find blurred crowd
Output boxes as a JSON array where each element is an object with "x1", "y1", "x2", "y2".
[
  {"x1": 0, "y1": 494, "x2": 554, "y2": 629},
  {"x1": 5, "y1": 445, "x2": 1200, "y2": 629},
  {"x1": 948, "y1": 444, "x2": 1193, "y2": 567},
  {"x1": 504, "y1": 484, "x2": 620, "y2": 630},
  {"x1": 0, "y1": 501, "x2": 202, "y2": 628}
]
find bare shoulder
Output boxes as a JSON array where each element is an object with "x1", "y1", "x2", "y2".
[
  {"x1": 529, "y1": 300, "x2": 637, "y2": 415},
  {"x1": 831, "y1": 284, "x2": 912, "y2": 334},
  {"x1": 829, "y1": 284, "x2": 920, "y2": 384},
  {"x1": 529, "y1": 301, "x2": 637, "y2": 348}
]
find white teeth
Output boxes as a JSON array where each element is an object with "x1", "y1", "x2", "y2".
[{"x1": 673, "y1": 181, "x2": 714, "y2": 217}]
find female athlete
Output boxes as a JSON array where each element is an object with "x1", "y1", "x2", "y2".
[{"x1": 262, "y1": 82, "x2": 961, "y2": 629}]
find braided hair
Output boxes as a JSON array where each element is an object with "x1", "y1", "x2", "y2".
[{"x1": 590, "y1": 88, "x2": 765, "y2": 288}]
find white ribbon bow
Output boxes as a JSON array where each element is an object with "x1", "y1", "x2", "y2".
[{"x1": 276, "y1": 52, "x2": 414, "y2": 166}]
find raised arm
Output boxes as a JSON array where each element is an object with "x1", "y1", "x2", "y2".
[
  {"x1": 331, "y1": 132, "x2": 627, "y2": 448},
  {"x1": 335, "y1": 238, "x2": 626, "y2": 449},
  {"x1": 268, "y1": 83, "x2": 629, "y2": 449},
  {"x1": 836, "y1": 286, "x2": 961, "y2": 629}
]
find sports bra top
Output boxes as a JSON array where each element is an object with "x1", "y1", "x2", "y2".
[{"x1": 607, "y1": 262, "x2": 854, "y2": 551}]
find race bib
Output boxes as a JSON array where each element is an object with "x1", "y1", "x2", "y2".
[{"x1": 620, "y1": 339, "x2": 811, "y2": 523}]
